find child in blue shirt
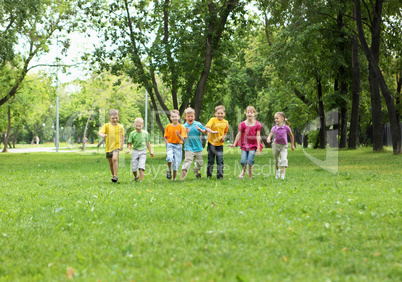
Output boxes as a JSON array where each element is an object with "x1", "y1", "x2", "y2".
[{"x1": 180, "y1": 107, "x2": 217, "y2": 180}]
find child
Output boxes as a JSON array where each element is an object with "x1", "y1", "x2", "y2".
[
  {"x1": 229, "y1": 106, "x2": 263, "y2": 179},
  {"x1": 266, "y1": 112, "x2": 295, "y2": 179},
  {"x1": 206, "y1": 105, "x2": 229, "y2": 179},
  {"x1": 126, "y1": 117, "x2": 154, "y2": 182},
  {"x1": 98, "y1": 109, "x2": 125, "y2": 182},
  {"x1": 164, "y1": 109, "x2": 187, "y2": 181},
  {"x1": 180, "y1": 107, "x2": 217, "y2": 181}
]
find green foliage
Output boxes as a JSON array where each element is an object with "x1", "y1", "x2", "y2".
[{"x1": 0, "y1": 148, "x2": 400, "y2": 280}]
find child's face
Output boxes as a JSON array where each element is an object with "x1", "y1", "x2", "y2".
[
  {"x1": 185, "y1": 113, "x2": 195, "y2": 125},
  {"x1": 170, "y1": 112, "x2": 180, "y2": 123},
  {"x1": 215, "y1": 109, "x2": 226, "y2": 121},
  {"x1": 246, "y1": 110, "x2": 256, "y2": 120},
  {"x1": 134, "y1": 120, "x2": 144, "y2": 131},
  {"x1": 274, "y1": 114, "x2": 284, "y2": 125},
  {"x1": 109, "y1": 114, "x2": 119, "y2": 124}
]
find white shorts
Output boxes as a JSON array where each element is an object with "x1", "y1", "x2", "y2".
[
  {"x1": 131, "y1": 149, "x2": 147, "y2": 172},
  {"x1": 273, "y1": 143, "x2": 288, "y2": 167}
]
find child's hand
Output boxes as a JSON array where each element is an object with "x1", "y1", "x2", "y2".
[
  {"x1": 195, "y1": 126, "x2": 201, "y2": 132},
  {"x1": 256, "y1": 149, "x2": 261, "y2": 156},
  {"x1": 126, "y1": 150, "x2": 130, "y2": 154},
  {"x1": 266, "y1": 137, "x2": 271, "y2": 143},
  {"x1": 291, "y1": 145, "x2": 295, "y2": 151},
  {"x1": 212, "y1": 130, "x2": 218, "y2": 134},
  {"x1": 186, "y1": 127, "x2": 191, "y2": 133},
  {"x1": 100, "y1": 133, "x2": 107, "y2": 138},
  {"x1": 228, "y1": 144, "x2": 235, "y2": 148},
  {"x1": 150, "y1": 152, "x2": 154, "y2": 157},
  {"x1": 220, "y1": 137, "x2": 225, "y2": 142},
  {"x1": 175, "y1": 130, "x2": 181, "y2": 136}
]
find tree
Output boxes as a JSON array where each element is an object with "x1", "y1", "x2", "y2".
[
  {"x1": 0, "y1": 0, "x2": 77, "y2": 107},
  {"x1": 80, "y1": 0, "x2": 247, "y2": 134}
]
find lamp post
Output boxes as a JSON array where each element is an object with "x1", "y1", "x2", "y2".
[{"x1": 145, "y1": 89, "x2": 148, "y2": 131}]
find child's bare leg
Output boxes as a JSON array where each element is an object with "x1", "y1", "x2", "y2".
[
  {"x1": 173, "y1": 170, "x2": 177, "y2": 181},
  {"x1": 248, "y1": 165, "x2": 253, "y2": 179},
  {"x1": 112, "y1": 153, "x2": 119, "y2": 177},
  {"x1": 133, "y1": 171, "x2": 138, "y2": 180},
  {"x1": 139, "y1": 169, "x2": 145, "y2": 181},
  {"x1": 167, "y1": 162, "x2": 172, "y2": 171},
  {"x1": 180, "y1": 169, "x2": 187, "y2": 181},
  {"x1": 108, "y1": 158, "x2": 114, "y2": 176},
  {"x1": 281, "y1": 167, "x2": 286, "y2": 175}
]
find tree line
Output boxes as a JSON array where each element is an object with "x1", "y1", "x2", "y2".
[{"x1": 1, "y1": 0, "x2": 401, "y2": 154}]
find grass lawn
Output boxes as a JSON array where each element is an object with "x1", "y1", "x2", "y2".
[{"x1": 0, "y1": 146, "x2": 401, "y2": 281}]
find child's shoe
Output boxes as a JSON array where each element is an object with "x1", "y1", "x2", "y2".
[
  {"x1": 112, "y1": 176, "x2": 118, "y2": 182},
  {"x1": 166, "y1": 170, "x2": 171, "y2": 179},
  {"x1": 275, "y1": 170, "x2": 281, "y2": 179},
  {"x1": 238, "y1": 172, "x2": 245, "y2": 179},
  {"x1": 280, "y1": 174, "x2": 285, "y2": 180}
]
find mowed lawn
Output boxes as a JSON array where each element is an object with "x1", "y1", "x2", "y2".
[{"x1": 0, "y1": 146, "x2": 400, "y2": 281}]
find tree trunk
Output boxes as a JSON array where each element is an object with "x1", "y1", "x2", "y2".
[
  {"x1": 317, "y1": 79, "x2": 326, "y2": 149},
  {"x1": 349, "y1": 32, "x2": 360, "y2": 149},
  {"x1": 2, "y1": 106, "x2": 11, "y2": 153},
  {"x1": 355, "y1": 0, "x2": 401, "y2": 154},
  {"x1": 194, "y1": 0, "x2": 239, "y2": 120}
]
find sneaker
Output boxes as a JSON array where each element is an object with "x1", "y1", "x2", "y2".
[
  {"x1": 134, "y1": 176, "x2": 139, "y2": 181},
  {"x1": 166, "y1": 170, "x2": 171, "y2": 179},
  {"x1": 238, "y1": 172, "x2": 245, "y2": 179},
  {"x1": 281, "y1": 174, "x2": 285, "y2": 180},
  {"x1": 195, "y1": 172, "x2": 201, "y2": 178},
  {"x1": 275, "y1": 170, "x2": 281, "y2": 179}
]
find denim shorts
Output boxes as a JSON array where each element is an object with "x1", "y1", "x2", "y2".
[
  {"x1": 240, "y1": 149, "x2": 256, "y2": 166},
  {"x1": 166, "y1": 143, "x2": 183, "y2": 171}
]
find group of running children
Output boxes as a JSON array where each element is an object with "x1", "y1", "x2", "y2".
[{"x1": 98, "y1": 105, "x2": 295, "y2": 183}]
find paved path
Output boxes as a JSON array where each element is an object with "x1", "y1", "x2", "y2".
[{"x1": 7, "y1": 147, "x2": 73, "y2": 153}]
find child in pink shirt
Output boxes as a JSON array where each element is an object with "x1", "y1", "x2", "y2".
[
  {"x1": 267, "y1": 112, "x2": 295, "y2": 179},
  {"x1": 230, "y1": 106, "x2": 263, "y2": 179}
]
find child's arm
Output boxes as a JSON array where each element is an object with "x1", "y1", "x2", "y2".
[
  {"x1": 175, "y1": 130, "x2": 185, "y2": 142},
  {"x1": 147, "y1": 141, "x2": 154, "y2": 157},
  {"x1": 229, "y1": 131, "x2": 241, "y2": 148},
  {"x1": 164, "y1": 136, "x2": 169, "y2": 145},
  {"x1": 120, "y1": 131, "x2": 124, "y2": 150},
  {"x1": 195, "y1": 126, "x2": 207, "y2": 135},
  {"x1": 98, "y1": 131, "x2": 107, "y2": 138},
  {"x1": 256, "y1": 131, "x2": 261, "y2": 155},
  {"x1": 266, "y1": 132, "x2": 273, "y2": 143},
  {"x1": 205, "y1": 127, "x2": 218, "y2": 134},
  {"x1": 221, "y1": 132, "x2": 227, "y2": 143},
  {"x1": 289, "y1": 131, "x2": 295, "y2": 151},
  {"x1": 126, "y1": 143, "x2": 132, "y2": 154}
]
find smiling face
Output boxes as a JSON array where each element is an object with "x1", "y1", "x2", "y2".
[
  {"x1": 246, "y1": 110, "x2": 256, "y2": 120},
  {"x1": 109, "y1": 114, "x2": 119, "y2": 125},
  {"x1": 185, "y1": 113, "x2": 195, "y2": 125},
  {"x1": 215, "y1": 109, "x2": 226, "y2": 121},
  {"x1": 274, "y1": 113, "x2": 284, "y2": 125},
  {"x1": 134, "y1": 118, "x2": 144, "y2": 131},
  {"x1": 170, "y1": 112, "x2": 180, "y2": 124}
]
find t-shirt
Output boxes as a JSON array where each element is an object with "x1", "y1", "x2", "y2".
[
  {"x1": 270, "y1": 125, "x2": 291, "y2": 145},
  {"x1": 184, "y1": 121, "x2": 206, "y2": 152},
  {"x1": 128, "y1": 130, "x2": 150, "y2": 151},
  {"x1": 164, "y1": 123, "x2": 187, "y2": 144},
  {"x1": 206, "y1": 117, "x2": 229, "y2": 146},
  {"x1": 237, "y1": 121, "x2": 263, "y2": 151},
  {"x1": 99, "y1": 123, "x2": 124, "y2": 152}
]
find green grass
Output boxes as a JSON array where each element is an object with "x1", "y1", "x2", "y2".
[{"x1": 0, "y1": 147, "x2": 401, "y2": 281}]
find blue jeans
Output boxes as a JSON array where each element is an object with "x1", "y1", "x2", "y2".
[
  {"x1": 240, "y1": 149, "x2": 256, "y2": 167},
  {"x1": 166, "y1": 143, "x2": 183, "y2": 171},
  {"x1": 207, "y1": 143, "x2": 224, "y2": 179}
]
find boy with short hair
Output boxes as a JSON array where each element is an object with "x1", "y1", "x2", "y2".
[
  {"x1": 180, "y1": 107, "x2": 218, "y2": 181},
  {"x1": 126, "y1": 117, "x2": 154, "y2": 182},
  {"x1": 98, "y1": 109, "x2": 125, "y2": 182},
  {"x1": 206, "y1": 105, "x2": 229, "y2": 179},
  {"x1": 164, "y1": 109, "x2": 187, "y2": 181}
]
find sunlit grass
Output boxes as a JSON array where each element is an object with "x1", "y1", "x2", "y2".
[{"x1": 0, "y1": 147, "x2": 400, "y2": 280}]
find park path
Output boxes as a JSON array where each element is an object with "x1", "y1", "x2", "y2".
[{"x1": 7, "y1": 147, "x2": 72, "y2": 153}]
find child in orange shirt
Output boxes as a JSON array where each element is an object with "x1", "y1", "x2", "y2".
[{"x1": 164, "y1": 109, "x2": 187, "y2": 181}]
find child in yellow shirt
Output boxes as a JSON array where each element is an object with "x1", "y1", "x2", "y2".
[
  {"x1": 98, "y1": 109, "x2": 125, "y2": 182},
  {"x1": 205, "y1": 105, "x2": 229, "y2": 179}
]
